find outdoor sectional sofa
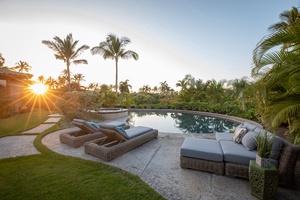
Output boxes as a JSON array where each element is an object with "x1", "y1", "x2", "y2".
[{"x1": 180, "y1": 121, "x2": 300, "y2": 188}]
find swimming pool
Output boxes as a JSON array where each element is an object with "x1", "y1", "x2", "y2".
[{"x1": 128, "y1": 110, "x2": 240, "y2": 134}]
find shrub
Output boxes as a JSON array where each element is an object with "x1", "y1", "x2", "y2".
[
  {"x1": 0, "y1": 99, "x2": 15, "y2": 118},
  {"x1": 55, "y1": 91, "x2": 102, "y2": 121}
]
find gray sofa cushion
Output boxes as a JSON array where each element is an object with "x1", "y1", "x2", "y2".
[
  {"x1": 180, "y1": 138, "x2": 223, "y2": 162},
  {"x1": 215, "y1": 132, "x2": 233, "y2": 141},
  {"x1": 269, "y1": 136, "x2": 283, "y2": 160},
  {"x1": 243, "y1": 121, "x2": 257, "y2": 132},
  {"x1": 241, "y1": 131, "x2": 258, "y2": 151},
  {"x1": 220, "y1": 141, "x2": 257, "y2": 165}
]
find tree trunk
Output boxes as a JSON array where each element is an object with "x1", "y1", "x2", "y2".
[
  {"x1": 67, "y1": 62, "x2": 71, "y2": 91},
  {"x1": 115, "y1": 58, "x2": 118, "y2": 98}
]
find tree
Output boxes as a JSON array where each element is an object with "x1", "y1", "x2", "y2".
[
  {"x1": 45, "y1": 76, "x2": 56, "y2": 90},
  {"x1": 139, "y1": 85, "x2": 152, "y2": 93},
  {"x1": 252, "y1": 7, "x2": 300, "y2": 143},
  {"x1": 228, "y1": 76, "x2": 249, "y2": 110},
  {"x1": 37, "y1": 76, "x2": 45, "y2": 83},
  {"x1": 42, "y1": 33, "x2": 89, "y2": 91},
  {"x1": 91, "y1": 34, "x2": 138, "y2": 97},
  {"x1": 268, "y1": 7, "x2": 300, "y2": 50},
  {"x1": 119, "y1": 79, "x2": 132, "y2": 94},
  {"x1": 0, "y1": 53, "x2": 5, "y2": 67},
  {"x1": 13, "y1": 61, "x2": 32, "y2": 73}
]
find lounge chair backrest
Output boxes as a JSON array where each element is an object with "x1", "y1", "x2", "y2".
[
  {"x1": 72, "y1": 118, "x2": 100, "y2": 133},
  {"x1": 98, "y1": 121, "x2": 126, "y2": 129}
]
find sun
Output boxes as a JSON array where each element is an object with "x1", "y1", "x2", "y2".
[{"x1": 30, "y1": 83, "x2": 47, "y2": 95}]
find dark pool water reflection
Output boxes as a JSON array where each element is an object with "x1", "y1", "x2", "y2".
[{"x1": 128, "y1": 111, "x2": 240, "y2": 134}]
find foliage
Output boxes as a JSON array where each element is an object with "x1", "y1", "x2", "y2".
[
  {"x1": 42, "y1": 33, "x2": 89, "y2": 91},
  {"x1": 254, "y1": 132, "x2": 274, "y2": 158},
  {"x1": 251, "y1": 7, "x2": 300, "y2": 144},
  {"x1": 0, "y1": 99, "x2": 15, "y2": 119},
  {"x1": 91, "y1": 34, "x2": 138, "y2": 97},
  {"x1": 55, "y1": 91, "x2": 102, "y2": 121}
]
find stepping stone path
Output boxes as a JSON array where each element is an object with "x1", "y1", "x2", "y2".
[
  {"x1": 21, "y1": 114, "x2": 63, "y2": 134},
  {"x1": 0, "y1": 114, "x2": 63, "y2": 159}
]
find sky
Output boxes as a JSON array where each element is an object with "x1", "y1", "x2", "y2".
[{"x1": 0, "y1": 0, "x2": 299, "y2": 92}]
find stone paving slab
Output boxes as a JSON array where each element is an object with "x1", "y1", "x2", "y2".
[
  {"x1": 44, "y1": 117, "x2": 61, "y2": 123},
  {"x1": 21, "y1": 124, "x2": 55, "y2": 134},
  {"x1": 48, "y1": 114, "x2": 63, "y2": 117},
  {"x1": 0, "y1": 136, "x2": 40, "y2": 159}
]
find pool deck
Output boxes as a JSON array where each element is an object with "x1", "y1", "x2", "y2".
[{"x1": 41, "y1": 127, "x2": 300, "y2": 200}]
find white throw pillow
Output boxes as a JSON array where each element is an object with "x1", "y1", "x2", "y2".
[{"x1": 232, "y1": 127, "x2": 247, "y2": 143}]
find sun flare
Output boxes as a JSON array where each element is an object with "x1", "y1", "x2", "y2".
[{"x1": 30, "y1": 83, "x2": 47, "y2": 95}]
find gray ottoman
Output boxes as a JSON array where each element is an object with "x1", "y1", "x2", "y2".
[{"x1": 180, "y1": 138, "x2": 225, "y2": 175}]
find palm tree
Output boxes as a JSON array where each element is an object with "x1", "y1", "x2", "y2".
[
  {"x1": 13, "y1": 61, "x2": 32, "y2": 73},
  {"x1": 0, "y1": 53, "x2": 5, "y2": 67},
  {"x1": 72, "y1": 73, "x2": 85, "y2": 91},
  {"x1": 42, "y1": 33, "x2": 89, "y2": 91},
  {"x1": 252, "y1": 7, "x2": 300, "y2": 143},
  {"x1": 73, "y1": 73, "x2": 85, "y2": 85},
  {"x1": 139, "y1": 85, "x2": 151, "y2": 93},
  {"x1": 268, "y1": 7, "x2": 300, "y2": 50},
  {"x1": 228, "y1": 76, "x2": 249, "y2": 110},
  {"x1": 119, "y1": 79, "x2": 132, "y2": 94},
  {"x1": 91, "y1": 34, "x2": 139, "y2": 97},
  {"x1": 45, "y1": 76, "x2": 56, "y2": 90},
  {"x1": 268, "y1": 7, "x2": 300, "y2": 32},
  {"x1": 37, "y1": 76, "x2": 45, "y2": 84}
]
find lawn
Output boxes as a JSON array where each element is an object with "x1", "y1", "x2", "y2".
[
  {"x1": 0, "y1": 110, "x2": 165, "y2": 200},
  {"x1": 0, "y1": 108, "x2": 49, "y2": 137}
]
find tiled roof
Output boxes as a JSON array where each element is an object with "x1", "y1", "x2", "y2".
[{"x1": 0, "y1": 67, "x2": 33, "y2": 79}]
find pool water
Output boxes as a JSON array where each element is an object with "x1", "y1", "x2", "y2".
[{"x1": 128, "y1": 111, "x2": 240, "y2": 134}]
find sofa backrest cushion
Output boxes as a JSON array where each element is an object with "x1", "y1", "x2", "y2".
[
  {"x1": 269, "y1": 136, "x2": 284, "y2": 160},
  {"x1": 241, "y1": 131, "x2": 258, "y2": 151},
  {"x1": 243, "y1": 121, "x2": 257, "y2": 132}
]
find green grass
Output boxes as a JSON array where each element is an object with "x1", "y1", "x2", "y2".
[
  {"x1": 0, "y1": 110, "x2": 165, "y2": 200},
  {"x1": 0, "y1": 109, "x2": 50, "y2": 137}
]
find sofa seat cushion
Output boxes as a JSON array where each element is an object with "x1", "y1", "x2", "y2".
[
  {"x1": 180, "y1": 138, "x2": 223, "y2": 162},
  {"x1": 216, "y1": 132, "x2": 233, "y2": 141},
  {"x1": 220, "y1": 141, "x2": 257, "y2": 165}
]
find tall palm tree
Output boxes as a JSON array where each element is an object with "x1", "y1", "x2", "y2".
[
  {"x1": 13, "y1": 61, "x2": 32, "y2": 73},
  {"x1": 91, "y1": 34, "x2": 139, "y2": 97},
  {"x1": 42, "y1": 33, "x2": 89, "y2": 91}
]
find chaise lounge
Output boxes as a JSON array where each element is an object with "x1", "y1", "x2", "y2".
[
  {"x1": 84, "y1": 126, "x2": 158, "y2": 161},
  {"x1": 180, "y1": 121, "x2": 300, "y2": 188},
  {"x1": 60, "y1": 118, "x2": 129, "y2": 148}
]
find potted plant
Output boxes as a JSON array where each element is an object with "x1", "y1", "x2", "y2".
[{"x1": 254, "y1": 132, "x2": 274, "y2": 168}]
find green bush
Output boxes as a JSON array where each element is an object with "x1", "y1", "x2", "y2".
[
  {"x1": 55, "y1": 91, "x2": 102, "y2": 121},
  {"x1": 0, "y1": 99, "x2": 15, "y2": 118}
]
